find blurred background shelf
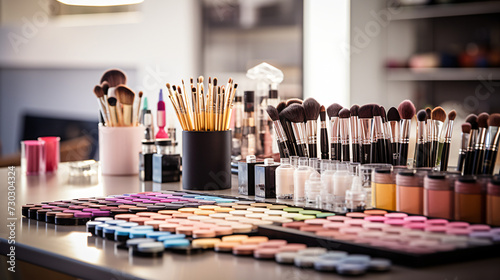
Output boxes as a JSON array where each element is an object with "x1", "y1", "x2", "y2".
[
  {"x1": 392, "y1": 1, "x2": 500, "y2": 21},
  {"x1": 386, "y1": 68, "x2": 500, "y2": 81}
]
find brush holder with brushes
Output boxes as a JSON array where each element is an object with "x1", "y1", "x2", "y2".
[
  {"x1": 182, "y1": 130, "x2": 232, "y2": 190},
  {"x1": 99, "y1": 125, "x2": 144, "y2": 175}
]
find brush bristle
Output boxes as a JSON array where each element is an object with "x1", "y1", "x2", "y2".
[
  {"x1": 462, "y1": 123, "x2": 471, "y2": 134},
  {"x1": 320, "y1": 105, "x2": 326, "y2": 122},
  {"x1": 277, "y1": 101, "x2": 286, "y2": 113},
  {"x1": 115, "y1": 85, "x2": 135, "y2": 105},
  {"x1": 448, "y1": 110, "x2": 457, "y2": 121},
  {"x1": 172, "y1": 85, "x2": 177, "y2": 91},
  {"x1": 387, "y1": 107, "x2": 400, "y2": 122},
  {"x1": 358, "y1": 104, "x2": 374, "y2": 119},
  {"x1": 107, "y1": 97, "x2": 117, "y2": 107},
  {"x1": 93, "y1": 85, "x2": 104, "y2": 98},
  {"x1": 166, "y1": 83, "x2": 171, "y2": 89},
  {"x1": 488, "y1": 113, "x2": 500, "y2": 127},
  {"x1": 350, "y1": 105, "x2": 359, "y2": 117},
  {"x1": 101, "y1": 81, "x2": 109, "y2": 95},
  {"x1": 209, "y1": 77, "x2": 212, "y2": 84},
  {"x1": 431, "y1": 106, "x2": 446, "y2": 122},
  {"x1": 339, "y1": 108, "x2": 351, "y2": 119},
  {"x1": 380, "y1": 106, "x2": 387, "y2": 122},
  {"x1": 466, "y1": 114, "x2": 478, "y2": 130},
  {"x1": 303, "y1": 98, "x2": 321, "y2": 121},
  {"x1": 372, "y1": 104, "x2": 382, "y2": 117},
  {"x1": 327, "y1": 103, "x2": 343, "y2": 118},
  {"x1": 425, "y1": 107, "x2": 432, "y2": 120},
  {"x1": 417, "y1": 110, "x2": 427, "y2": 122},
  {"x1": 100, "y1": 69, "x2": 127, "y2": 87},
  {"x1": 477, "y1": 113, "x2": 489, "y2": 128},
  {"x1": 139, "y1": 91, "x2": 143, "y2": 98},
  {"x1": 286, "y1": 98, "x2": 303, "y2": 107},
  {"x1": 398, "y1": 100, "x2": 416, "y2": 120},
  {"x1": 280, "y1": 104, "x2": 305, "y2": 123},
  {"x1": 213, "y1": 78, "x2": 218, "y2": 86},
  {"x1": 266, "y1": 105, "x2": 279, "y2": 121}
]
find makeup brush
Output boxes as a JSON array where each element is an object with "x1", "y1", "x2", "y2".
[
  {"x1": 320, "y1": 105, "x2": 329, "y2": 159},
  {"x1": 339, "y1": 108, "x2": 351, "y2": 162},
  {"x1": 281, "y1": 104, "x2": 308, "y2": 157},
  {"x1": 398, "y1": 100, "x2": 416, "y2": 166},
  {"x1": 134, "y1": 91, "x2": 143, "y2": 126},
  {"x1": 93, "y1": 85, "x2": 109, "y2": 126},
  {"x1": 266, "y1": 105, "x2": 291, "y2": 158},
  {"x1": 437, "y1": 110, "x2": 456, "y2": 171},
  {"x1": 371, "y1": 105, "x2": 386, "y2": 163},
  {"x1": 277, "y1": 101, "x2": 296, "y2": 156},
  {"x1": 303, "y1": 98, "x2": 321, "y2": 158},
  {"x1": 100, "y1": 69, "x2": 127, "y2": 87},
  {"x1": 278, "y1": 103, "x2": 297, "y2": 157},
  {"x1": 472, "y1": 113, "x2": 490, "y2": 174},
  {"x1": 101, "y1": 81, "x2": 111, "y2": 125},
  {"x1": 415, "y1": 110, "x2": 428, "y2": 168},
  {"x1": 387, "y1": 107, "x2": 400, "y2": 165},
  {"x1": 327, "y1": 103, "x2": 343, "y2": 161},
  {"x1": 483, "y1": 113, "x2": 500, "y2": 175},
  {"x1": 350, "y1": 105, "x2": 361, "y2": 163},
  {"x1": 430, "y1": 107, "x2": 446, "y2": 167},
  {"x1": 277, "y1": 101, "x2": 286, "y2": 113},
  {"x1": 107, "y1": 97, "x2": 118, "y2": 127},
  {"x1": 463, "y1": 114, "x2": 478, "y2": 175},
  {"x1": 380, "y1": 106, "x2": 392, "y2": 164},
  {"x1": 457, "y1": 123, "x2": 471, "y2": 172},
  {"x1": 286, "y1": 98, "x2": 303, "y2": 106},
  {"x1": 115, "y1": 85, "x2": 135, "y2": 127},
  {"x1": 358, "y1": 104, "x2": 374, "y2": 164}
]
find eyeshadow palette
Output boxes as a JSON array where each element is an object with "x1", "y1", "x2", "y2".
[{"x1": 23, "y1": 190, "x2": 500, "y2": 268}]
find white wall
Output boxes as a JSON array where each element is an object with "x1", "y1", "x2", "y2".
[
  {"x1": 0, "y1": 0, "x2": 201, "y2": 155},
  {"x1": 303, "y1": 0, "x2": 350, "y2": 107}
]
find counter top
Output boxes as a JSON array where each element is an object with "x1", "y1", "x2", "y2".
[{"x1": 1, "y1": 163, "x2": 499, "y2": 279}]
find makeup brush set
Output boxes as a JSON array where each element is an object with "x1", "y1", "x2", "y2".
[
  {"x1": 166, "y1": 77, "x2": 238, "y2": 132},
  {"x1": 93, "y1": 69, "x2": 143, "y2": 127},
  {"x1": 266, "y1": 98, "x2": 499, "y2": 174}
]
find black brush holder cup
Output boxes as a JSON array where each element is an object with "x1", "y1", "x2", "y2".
[{"x1": 182, "y1": 130, "x2": 232, "y2": 190}]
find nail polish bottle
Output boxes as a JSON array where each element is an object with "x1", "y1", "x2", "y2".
[
  {"x1": 152, "y1": 139, "x2": 181, "y2": 183},
  {"x1": 139, "y1": 140, "x2": 156, "y2": 181},
  {"x1": 255, "y1": 158, "x2": 280, "y2": 199},
  {"x1": 238, "y1": 155, "x2": 264, "y2": 196}
]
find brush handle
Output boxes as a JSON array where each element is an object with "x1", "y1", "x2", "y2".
[
  {"x1": 370, "y1": 143, "x2": 378, "y2": 163},
  {"x1": 308, "y1": 144, "x2": 317, "y2": 158},
  {"x1": 362, "y1": 144, "x2": 371, "y2": 164},
  {"x1": 457, "y1": 152, "x2": 466, "y2": 172},
  {"x1": 439, "y1": 142, "x2": 450, "y2": 171},
  {"x1": 331, "y1": 143, "x2": 341, "y2": 161},
  {"x1": 278, "y1": 140, "x2": 291, "y2": 159},
  {"x1": 482, "y1": 149, "x2": 498, "y2": 175},
  {"x1": 297, "y1": 143, "x2": 309, "y2": 158},
  {"x1": 385, "y1": 139, "x2": 392, "y2": 164},
  {"x1": 463, "y1": 150, "x2": 475, "y2": 175},
  {"x1": 391, "y1": 142, "x2": 398, "y2": 165},
  {"x1": 435, "y1": 142, "x2": 444, "y2": 167},
  {"x1": 352, "y1": 143, "x2": 360, "y2": 163},
  {"x1": 423, "y1": 142, "x2": 431, "y2": 167},
  {"x1": 472, "y1": 149, "x2": 484, "y2": 175},
  {"x1": 431, "y1": 140, "x2": 439, "y2": 168},
  {"x1": 320, "y1": 128, "x2": 329, "y2": 159},
  {"x1": 378, "y1": 139, "x2": 387, "y2": 164},
  {"x1": 342, "y1": 144, "x2": 350, "y2": 162},
  {"x1": 415, "y1": 143, "x2": 427, "y2": 168},
  {"x1": 399, "y1": 143, "x2": 409, "y2": 166},
  {"x1": 287, "y1": 140, "x2": 297, "y2": 156}
]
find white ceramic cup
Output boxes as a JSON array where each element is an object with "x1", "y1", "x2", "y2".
[{"x1": 99, "y1": 125, "x2": 144, "y2": 175}]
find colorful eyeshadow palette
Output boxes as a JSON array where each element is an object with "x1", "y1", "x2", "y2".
[{"x1": 24, "y1": 190, "x2": 500, "y2": 267}]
